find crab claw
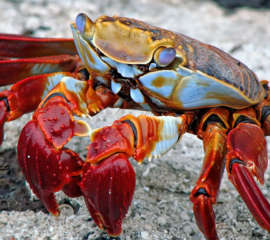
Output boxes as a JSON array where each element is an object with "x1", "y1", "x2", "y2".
[
  {"x1": 80, "y1": 153, "x2": 136, "y2": 236},
  {"x1": 226, "y1": 123, "x2": 270, "y2": 231},
  {"x1": 80, "y1": 120, "x2": 136, "y2": 236},
  {"x1": 17, "y1": 98, "x2": 85, "y2": 215}
]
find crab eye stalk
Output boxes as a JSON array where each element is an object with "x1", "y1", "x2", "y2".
[
  {"x1": 154, "y1": 47, "x2": 176, "y2": 67},
  {"x1": 75, "y1": 13, "x2": 93, "y2": 36}
]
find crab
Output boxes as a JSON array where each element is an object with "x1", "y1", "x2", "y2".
[{"x1": 0, "y1": 13, "x2": 270, "y2": 240}]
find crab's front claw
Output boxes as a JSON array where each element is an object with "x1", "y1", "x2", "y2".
[
  {"x1": 80, "y1": 120, "x2": 136, "y2": 236},
  {"x1": 226, "y1": 123, "x2": 270, "y2": 231},
  {"x1": 80, "y1": 153, "x2": 136, "y2": 236},
  {"x1": 17, "y1": 96, "x2": 85, "y2": 215},
  {"x1": 79, "y1": 113, "x2": 191, "y2": 236}
]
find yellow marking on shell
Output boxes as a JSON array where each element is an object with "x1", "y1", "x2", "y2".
[
  {"x1": 187, "y1": 44, "x2": 194, "y2": 54},
  {"x1": 151, "y1": 75, "x2": 180, "y2": 89},
  {"x1": 92, "y1": 16, "x2": 186, "y2": 64}
]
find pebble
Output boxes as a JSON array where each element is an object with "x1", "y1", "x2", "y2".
[
  {"x1": 141, "y1": 231, "x2": 150, "y2": 239},
  {"x1": 157, "y1": 216, "x2": 167, "y2": 226}
]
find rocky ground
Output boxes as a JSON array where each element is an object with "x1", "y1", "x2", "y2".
[{"x1": 0, "y1": 0, "x2": 270, "y2": 239}]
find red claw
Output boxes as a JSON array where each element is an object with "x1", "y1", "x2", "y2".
[
  {"x1": 80, "y1": 153, "x2": 136, "y2": 236},
  {"x1": 17, "y1": 120, "x2": 83, "y2": 215},
  {"x1": 17, "y1": 98, "x2": 136, "y2": 236}
]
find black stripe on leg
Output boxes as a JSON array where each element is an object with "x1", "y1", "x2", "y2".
[
  {"x1": 193, "y1": 188, "x2": 210, "y2": 197},
  {"x1": 0, "y1": 97, "x2": 10, "y2": 112},
  {"x1": 41, "y1": 92, "x2": 70, "y2": 108},
  {"x1": 234, "y1": 115, "x2": 257, "y2": 127},
  {"x1": 261, "y1": 106, "x2": 270, "y2": 123},
  {"x1": 228, "y1": 158, "x2": 245, "y2": 173},
  {"x1": 202, "y1": 114, "x2": 226, "y2": 131},
  {"x1": 122, "y1": 119, "x2": 137, "y2": 148}
]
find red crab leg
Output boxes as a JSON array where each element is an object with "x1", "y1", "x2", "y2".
[
  {"x1": 0, "y1": 72, "x2": 80, "y2": 144},
  {"x1": 0, "y1": 55, "x2": 80, "y2": 85},
  {"x1": 0, "y1": 33, "x2": 81, "y2": 143},
  {"x1": 82, "y1": 113, "x2": 194, "y2": 236},
  {"x1": 0, "y1": 72, "x2": 80, "y2": 120},
  {"x1": 87, "y1": 113, "x2": 194, "y2": 164},
  {"x1": 226, "y1": 122, "x2": 270, "y2": 231},
  {"x1": 0, "y1": 33, "x2": 80, "y2": 85},
  {"x1": 0, "y1": 100, "x2": 8, "y2": 142},
  {"x1": 0, "y1": 33, "x2": 76, "y2": 58},
  {"x1": 190, "y1": 109, "x2": 229, "y2": 240}
]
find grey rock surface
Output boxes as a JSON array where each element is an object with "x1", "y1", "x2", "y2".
[{"x1": 0, "y1": 0, "x2": 270, "y2": 240}]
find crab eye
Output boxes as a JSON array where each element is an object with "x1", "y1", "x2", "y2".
[
  {"x1": 154, "y1": 47, "x2": 176, "y2": 67},
  {"x1": 75, "y1": 13, "x2": 93, "y2": 34},
  {"x1": 76, "y1": 13, "x2": 86, "y2": 33}
]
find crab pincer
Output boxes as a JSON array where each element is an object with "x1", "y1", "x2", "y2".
[
  {"x1": 17, "y1": 91, "x2": 136, "y2": 236},
  {"x1": 80, "y1": 153, "x2": 136, "y2": 236},
  {"x1": 80, "y1": 120, "x2": 137, "y2": 236},
  {"x1": 17, "y1": 96, "x2": 85, "y2": 215}
]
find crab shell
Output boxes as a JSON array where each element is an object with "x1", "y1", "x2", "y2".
[{"x1": 71, "y1": 14, "x2": 265, "y2": 110}]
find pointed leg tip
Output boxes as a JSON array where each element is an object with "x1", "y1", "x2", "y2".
[
  {"x1": 230, "y1": 162, "x2": 270, "y2": 232},
  {"x1": 192, "y1": 191, "x2": 219, "y2": 240},
  {"x1": 51, "y1": 209, "x2": 60, "y2": 216}
]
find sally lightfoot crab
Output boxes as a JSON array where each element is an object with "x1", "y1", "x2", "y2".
[{"x1": 0, "y1": 13, "x2": 270, "y2": 239}]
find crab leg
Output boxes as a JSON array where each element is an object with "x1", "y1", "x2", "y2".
[
  {"x1": 0, "y1": 34, "x2": 83, "y2": 144},
  {"x1": 87, "y1": 113, "x2": 194, "y2": 164},
  {"x1": 0, "y1": 56, "x2": 80, "y2": 85},
  {"x1": 0, "y1": 72, "x2": 81, "y2": 144},
  {"x1": 190, "y1": 109, "x2": 229, "y2": 240},
  {"x1": 0, "y1": 33, "x2": 76, "y2": 58},
  {"x1": 226, "y1": 122, "x2": 270, "y2": 231},
  {"x1": 0, "y1": 72, "x2": 79, "y2": 118},
  {"x1": 80, "y1": 113, "x2": 194, "y2": 236},
  {"x1": 0, "y1": 33, "x2": 80, "y2": 85}
]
